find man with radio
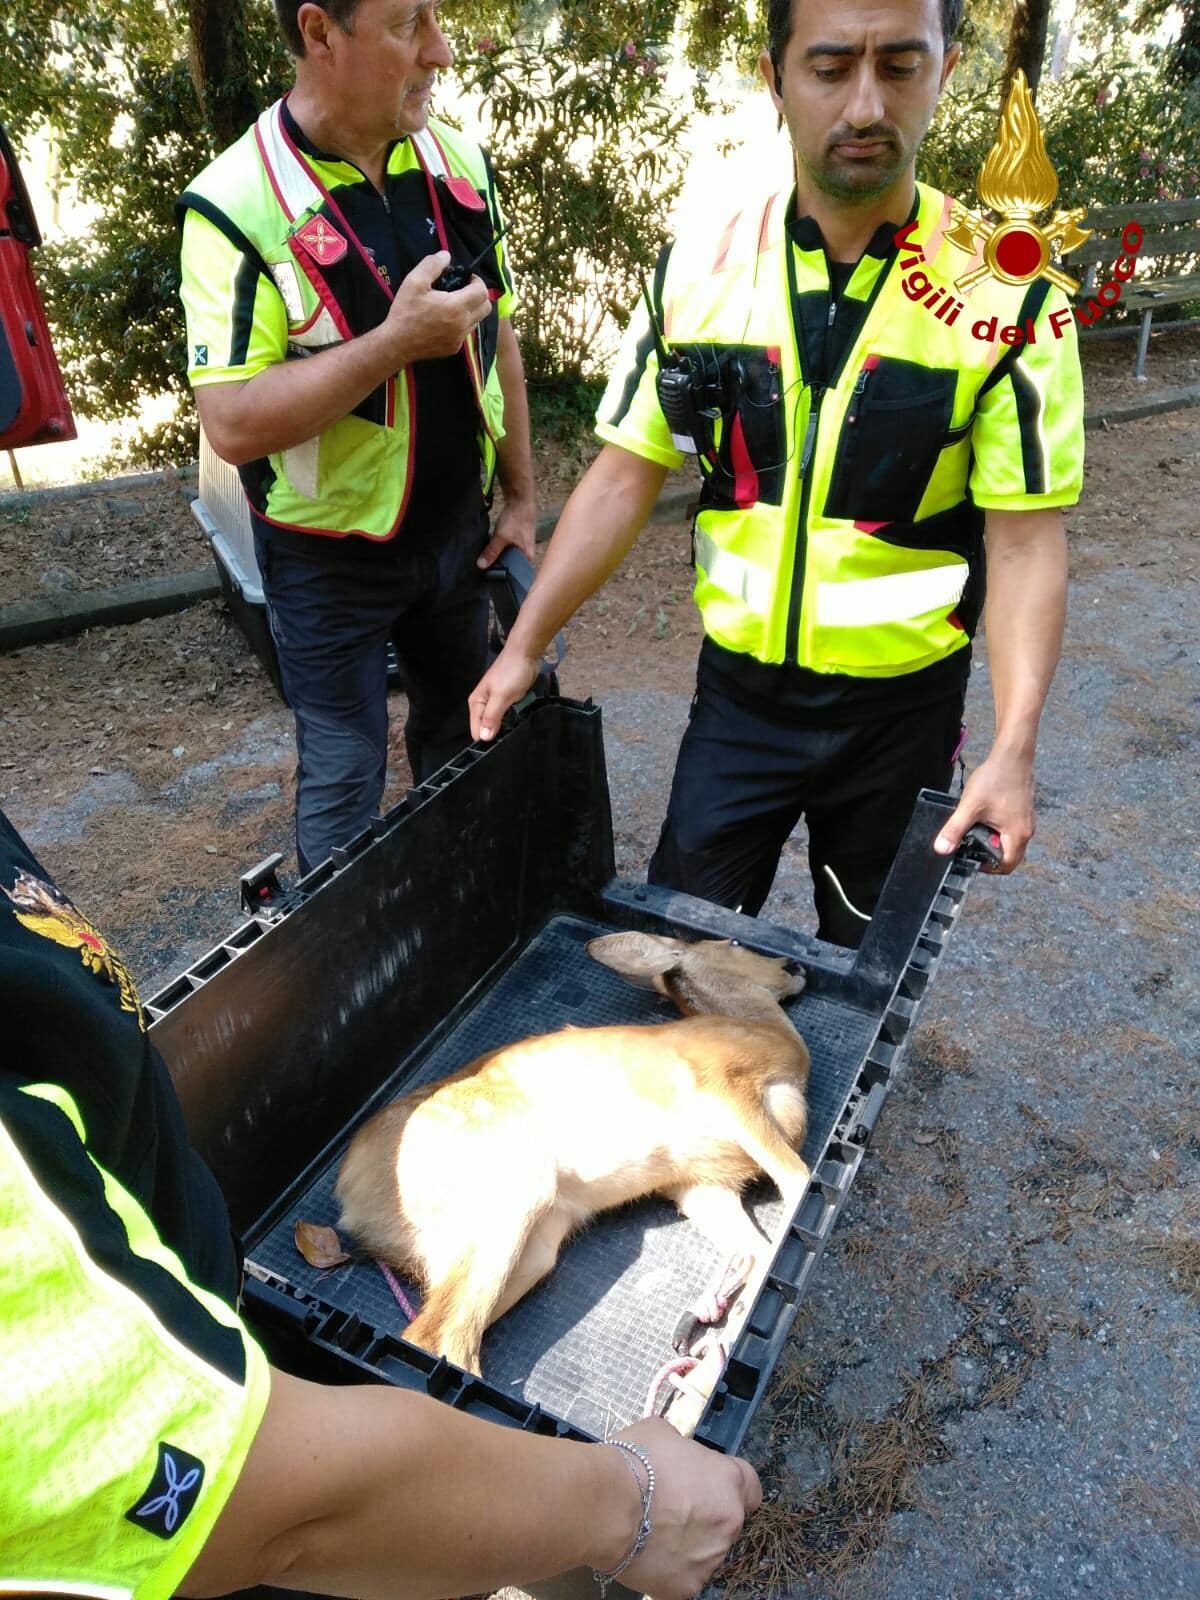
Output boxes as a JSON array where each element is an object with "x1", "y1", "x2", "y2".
[
  {"x1": 179, "y1": 0, "x2": 537, "y2": 877},
  {"x1": 469, "y1": 0, "x2": 1083, "y2": 945}
]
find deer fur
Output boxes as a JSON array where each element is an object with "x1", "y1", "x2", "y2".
[{"x1": 334, "y1": 933, "x2": 811, "y2": 1376}]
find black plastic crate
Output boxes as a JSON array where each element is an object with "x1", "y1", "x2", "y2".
[{"x1": 147, "y1": 697, "x2": 981, "y2": 1596}]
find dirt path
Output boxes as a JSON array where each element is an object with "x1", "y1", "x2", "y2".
[{"x1": 1, "y1": 366, "x2": 1198, "y2": 1596}]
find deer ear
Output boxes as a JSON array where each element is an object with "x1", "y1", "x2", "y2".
[{"x1": 586, "y1": 931, "x2": 687, "y2": 988}]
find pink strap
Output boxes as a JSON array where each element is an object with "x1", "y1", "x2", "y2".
[{"x1": 376, "y1": 1259, "x2": 419, "y2": 1322}]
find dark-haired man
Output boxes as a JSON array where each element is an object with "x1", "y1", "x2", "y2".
[
  {"x1": 179, "y1": 0, "x2": 536, "y2": 874},
  {"x1": 471, "y1": 0, "x2": 1083, "y2": 945}
]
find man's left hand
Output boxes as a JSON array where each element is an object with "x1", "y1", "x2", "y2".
[
  {"x1": 933, "y1": 749, "x2": 1036, "y2": 874},
  {"x1": 478, "y1": 497, "x2": 537, "y2": 567}
]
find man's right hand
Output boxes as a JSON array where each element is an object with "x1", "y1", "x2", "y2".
[
  {"x1": 468, "y1": 640, "x2": 543, "y2": 742},
  {"x1": 382, "y1": 250, "x2": 491, "y2": 366},
  {"x1": 595, "y1": 1417, "x2": 762, "y2": 1600}
]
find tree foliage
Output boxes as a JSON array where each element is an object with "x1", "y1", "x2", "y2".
[
  {"x1": 922, "y1": 0, "x2": 1200, "y2": 220},
  {"x1": 452, "y1": 2, "x2": 693, "y2": 383},
  {"x1": 1, "y1": 0, "x2": 1196, "y2": 466},
  {"x1": 0, "y1": 0, "x2": 287, "y2": 464}
]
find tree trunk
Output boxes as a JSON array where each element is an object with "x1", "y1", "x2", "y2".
[
  {"x1": 188, "y1": 0, "x2": 262, "y2": 150},
  {"x1": 1000, "y1": 0, "x2": 1052, "y2": 104},
  {"x1": 1169, "y1": 2, "x2": 1200, "y2": 82}
]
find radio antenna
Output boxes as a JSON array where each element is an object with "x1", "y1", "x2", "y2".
[{"x1": 640, "y1": 272, "x2": 672, "y2": 367}]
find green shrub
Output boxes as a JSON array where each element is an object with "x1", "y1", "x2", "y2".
[{"x1": 453, "y1": 4, "x2": 693, "y2": 383}]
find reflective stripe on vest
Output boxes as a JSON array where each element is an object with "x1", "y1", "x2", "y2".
[
  {"x1": 693, "y1": 526, "x2": 773, "y2": 614},
  {"x1": 814, "y1": 562, "x2": 968, "y2": 628}
]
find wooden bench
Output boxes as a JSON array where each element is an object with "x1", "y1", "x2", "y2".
[{"x1": 1068, "y1": 197, "x2": 1200, "y2": 379}]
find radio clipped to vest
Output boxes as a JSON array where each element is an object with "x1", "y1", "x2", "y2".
[{"x1": 640, "y1": 274, "x2": 721, "y2": 458}]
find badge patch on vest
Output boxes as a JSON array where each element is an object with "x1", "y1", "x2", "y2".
[
  {"x1": 3, "y1": 868, "x2": 145, "y2": 1030},
  {"x1": 443, "y1": 175, "x2": 485, "y2": 211},
  {"x1": 125, "y1": 1442, "x2": 206, "y2": 1539},
  {"x1": 294, "y1": 215, "x2": 348, "y2": 265}
]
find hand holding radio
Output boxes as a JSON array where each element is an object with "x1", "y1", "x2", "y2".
[
  {"x1": 380, "y1": 250, "x2": 490, "y2": 366},
  {"x1": 433, "y1": 220, "x2": 510, "y2": 292}
]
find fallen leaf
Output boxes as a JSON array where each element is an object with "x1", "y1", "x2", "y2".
[{"x1": 295, "y1": 1220, "x2": 350, "y2": 1268}]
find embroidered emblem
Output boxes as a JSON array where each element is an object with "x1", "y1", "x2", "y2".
[
  {"x1": 3, "y1": 868, "x2": 145, "y2": 1030},
  {"x1": 193, "y1": 343, "x2": 208, "y2": 366},
  {"x1": 294, "y1": 214, "x2": 348, "y2": 265},
  {"x1": 125, "y1": 1443, "x2": 205, "y2": 1540}
]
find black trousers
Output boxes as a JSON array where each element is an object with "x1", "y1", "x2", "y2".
[
  {"x1": 256, "y1": 489, "x2": 491, "y2": 876},
  {"x1": 648, "y1": 651, "x2": 964, "y2": 948}
]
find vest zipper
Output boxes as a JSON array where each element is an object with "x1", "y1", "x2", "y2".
[
  {"x1": 779, "y1": 204, "x2": 913, "y2": 666},
  {"x1": 846, "y1": 355, "x2": 879, "y2": 426},
  {"x1": 784, "y1": 383, "x2": 826, "y2": 661}
]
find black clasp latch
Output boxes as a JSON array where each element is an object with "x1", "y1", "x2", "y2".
[
  {"x1": 961, "y1": 824, "x2": 1003, "y2": 868},
  {"x1": 240, "y1": 852, "x2": 285, "y2": 919}
]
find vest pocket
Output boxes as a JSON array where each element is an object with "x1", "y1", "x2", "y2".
[
  {"x1": 824, "y1": 358, "x2": 957, "y2": 524},
  {"x1": 696, "y1": 347, "x2": 786, "y2": 511}
]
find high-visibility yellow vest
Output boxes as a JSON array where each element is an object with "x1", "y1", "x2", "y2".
[
  {"x1": 181, "y1": 101, "x2": 507, "y2": 541},
  {"x1": 607, "y1": 181, "x2": 1084, "y2": 676},
  {"x1": 1, "y1": 1081, "x2": 269, "y2": 1598}
]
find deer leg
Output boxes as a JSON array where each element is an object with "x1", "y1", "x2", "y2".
[
  {"x1": 488, "y1": 1205, "x2": 576, "y2": 1325},
  {"x1": 665, "y1": 1180, "x2": 765, "y2": 1257},
  {"x1": 731, "y1": 1109, "x2": 812, "y2": 1215},
  {"x1": 664, "y1": 1182, "x2": 765, "y2": 1354},
  {"x1": 403, "y1": 1201, "x2": 553, "y2": 1376}
]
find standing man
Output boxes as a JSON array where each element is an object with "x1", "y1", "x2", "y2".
[
  {"x1": 179, "y1": 0, "x2": 537, "y2": 874},
  {"x1": 470, "y1": 0, "x2": 1083, "y2": 946}
]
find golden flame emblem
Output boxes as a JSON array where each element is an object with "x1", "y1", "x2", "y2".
[{"x1": 945, "y1": 72, "x2": 1092, "y2": 294}]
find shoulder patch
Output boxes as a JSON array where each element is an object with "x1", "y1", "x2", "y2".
[
  {"x1": 3, "y1": 868, "x2": 145, "y2": 1028},
  {"x1": 125, "y1": 1442, "x2": 206, "y2": 1539},
  {"x1": 294, "y1": 214, "x2": 348, "y2": 266}
]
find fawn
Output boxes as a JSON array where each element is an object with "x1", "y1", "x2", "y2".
[{"x1": 333, "y1": 932, "x2": 812, "y2": 1378}]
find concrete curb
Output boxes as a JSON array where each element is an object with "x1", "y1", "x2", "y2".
[
  {"x1": 0, "y1": 568, "x2": 223, "y2": 651},
  {"x1": 1083, "y1": 381, "x2": 1200, "y2": 429},
  {"x1": 0, "y1": 464, "x2": 199, "y2": 508},
  {"x1": 3, "y1": 380, "x2": 1198, "y2": 651},
  {"x1": 1, "y1": 481, "x2": 699, "y2": 652}
]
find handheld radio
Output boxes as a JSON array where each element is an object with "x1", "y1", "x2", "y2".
[
  {"x1": 640, "y1": 274, "x2": 721, "y2": 458},
  {"x1": 433, "y1": 220, "x2": 511, "y2": 292}
]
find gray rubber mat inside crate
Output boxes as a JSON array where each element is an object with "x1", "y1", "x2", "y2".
[{"x1": 250, "y1": 913, "x2": 876, "y2": 1437}]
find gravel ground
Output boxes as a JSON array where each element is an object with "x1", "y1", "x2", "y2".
[{"x1": 1, "y1": 394, "x2": 1198, "y2": 1597}]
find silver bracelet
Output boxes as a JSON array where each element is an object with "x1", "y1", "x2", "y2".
[{"x1": 592, "y1": 1439, "x2": 655, "y2": 1596}]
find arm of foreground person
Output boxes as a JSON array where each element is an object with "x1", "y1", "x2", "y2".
[
  {"x1": 180, "y1": 1366, "x2": 761, "y2": 1600},
  {"x1": 934, "y1": 506, "x2": 1069, "y2": 873},
  {"x1": 469, "y1": 443, "x2": 669, "y2": 740}
]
